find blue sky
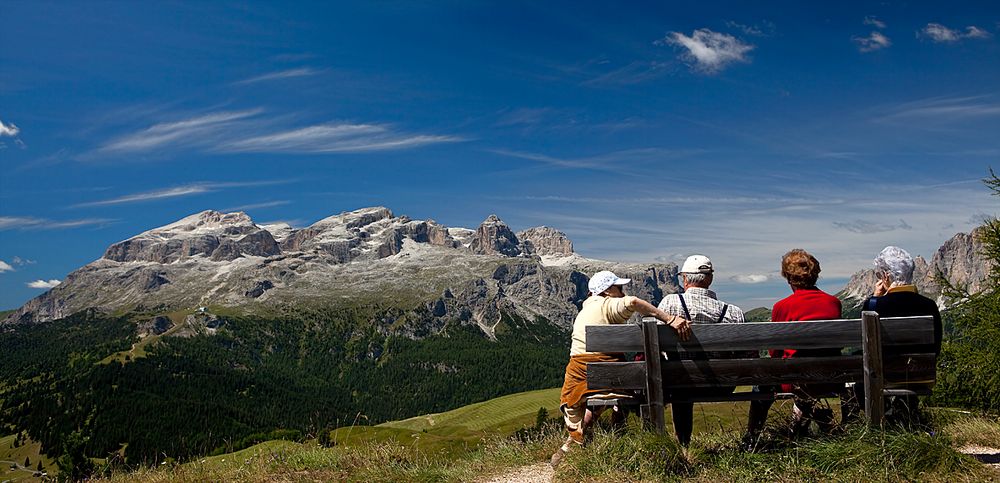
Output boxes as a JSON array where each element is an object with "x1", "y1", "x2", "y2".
[{"x1": 2, "y1": 1, "x2": 999, "y2": 310}]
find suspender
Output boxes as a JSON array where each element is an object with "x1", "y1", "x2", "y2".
[
  {"x1": 678, "y1": 293, "x2": 692, "y2": 320},
  {"x1": 717, "y1": 304, "x2": 728, "y2": 323},
  {"x1": 677, "y1": 293, "x2": 729, "y2": 323}
]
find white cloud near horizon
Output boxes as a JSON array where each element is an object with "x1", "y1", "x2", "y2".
[
  {"x1": 234, "y1": 67, "x2": 320, "y2": 85},
  {"x1": 73, "y1": 180, "x2": 294, "y2": 208},
  {"x1": 0, "y1": 261, "x2": 13, "y2": 273},
  {"x1": 662, "y1": 29, "x2": 753, "y2": 74},
  {"x1": 730, "y1": 274, "x2": 772, "y2": 284},
  {"x1": 854, "y1": 31, "x2": 891, "y2": 52},
  {"x1": 94, "y1": 109, "x2": 460, "y2": 157},
  {"x1": 0, "y1": 119, "x2": 20, "y2": 137},
  {"x1": 921, "y1": 23, "x2": 992, "y2": 43},
  {"x1": 0, "y1": 216, "x2": 115, "y2": 231},
  {"x1": 27, "y1": 279, "x2": 61, "y2": 289}
]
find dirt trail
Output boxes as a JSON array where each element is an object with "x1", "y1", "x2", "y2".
[{"x1": 479, "y1": 462, "x2": 553, "y2": 483}]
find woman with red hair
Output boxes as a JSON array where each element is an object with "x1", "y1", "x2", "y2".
[{"x1": 745, "y1": 249, "x2": 841, "y2": 444}]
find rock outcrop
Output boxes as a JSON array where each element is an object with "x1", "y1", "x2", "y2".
[
  {"x1": 470, "y1": 215, "x2": 522, "y2": 257},
  {"x1": 518, "y1": 227, "x2": 574, "y2": 256}
]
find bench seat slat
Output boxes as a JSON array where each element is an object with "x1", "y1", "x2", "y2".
[
  {"x1": 585, "y1": 316, "x2": 935, "y2": 353},
  {"x1": 587, "y1": 354, "x2": 936, "y2": 390}
]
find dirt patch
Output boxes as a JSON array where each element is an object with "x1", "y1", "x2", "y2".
[
  {"x1": 959, "y1": 445, "x2": 1000, "y2": 472},
  {"x1": 479, "y1": 462, "x2": 553, "y2": 483}
]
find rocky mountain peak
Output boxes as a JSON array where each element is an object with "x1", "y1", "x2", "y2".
[
  {"x1": 838, "y1": 227, "x2": 993, "y2": 307},
  {"x1": 470, "y1": 214, "x2": 521, "y2": 257},
  {"x1": 518, "y1": 226, "x2": 574, "y2": 256}
]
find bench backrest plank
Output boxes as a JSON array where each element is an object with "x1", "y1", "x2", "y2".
[
  {"x1": 585, "y1": 316, "x2": 935, "y2": 353},
  {"x1": 588, "y1": 353, "x2": 936, "y2": 390}
]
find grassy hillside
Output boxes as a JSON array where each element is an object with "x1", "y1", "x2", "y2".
[
  {"x1": 0, "y1": 433, "x2": 56, "y2": 481},
  {"x1": 91, "y1": 387, "x2": 1000, "y2": 482},
  {"x1": 0, "y1": 307, "x2": 569, "y2": 465}
]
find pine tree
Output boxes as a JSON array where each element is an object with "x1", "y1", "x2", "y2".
[{"x1": 932, "y1": 168, "x2": 1000, "y2": 413}]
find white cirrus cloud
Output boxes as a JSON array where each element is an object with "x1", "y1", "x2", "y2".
[
  {"x1": 98, "y1": 109, "x2": 263, "y2": 154},
  {"x1": 854, "y1": 31, "x2": 892, "y2": 52},
  {"x1": 661, "y1": 28, "x2": 754, "y2": 74},
  {"x1": 73, "y1": 180, "x2": 293, "y2": 208},
  {"x1": 95, "y1": 109, "x2": 460, "y2": 157},
  {"x1": 864, "y1": 16, "x2": 887, "y2": 29},
  {"x1": 234, "y1": 67, "x2": 321, "y2": 85},
  {"x1": 0, "y1": 119, "x2": 19, "y2": 137},
  {"x1": 920, "y1": 23, "x2": 992, "y2": 43},
  {"x1": 0, "y1": 216, "x2": 115, "y2": 231},
  {"x1": 875, "y1": 95, "x2": 1000, "y2": 124},
  {"x1": 27, "y1": 279, "x2": 61, "y2": 289},
  {"x1": 731, "y1": 274, "x2": 771, "y2": 284},
  {"x1": 0, "y1": 260, "x2": 13, "y2": 273}
]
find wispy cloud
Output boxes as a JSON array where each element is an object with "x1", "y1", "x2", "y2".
[
  {"x1": 234, "y1": 67, "x2": 321, "y2": 85},
  {"x1": 27, "y1": 279, "x2": 61, "y2": 289},
  {"x1": 724, "y1": 20, "x2": 775, "y2": 37},
  {"x1": 98, "y1": 109, "x2": 263, "y2": 154},
  {"x1": 920, "y1": 23, "x2": 992, "y2": 43},
  {"x1": 0, "y1": 260, "x2": 13, "y2": 273},
  {"x1": 853, "y1": 31, "x2": 891, "y2": 52},
  {"x1": 832, "y1": 219, "x2": 912, "y2": 234},
  {"x1": 875, "y1": 95, "x2": 1000, "y2": 124},
  {"x1": 73, "y1": 180, "x2": 293, "y2": 208},
  {"x1": 220, "y1": 124, "x2": 460, "y2": 153},
  {"x1": 863, "y1": 16, "x2": 887, "y2": 29},
  {"x1": 661, "y1": 29, "x2": 753, "y2": 74},
  {"x1": 489, "y1": 147, "x2": 703, "y2": 173},
  {"x1": 95, "y1": 109, "x2": 459, "y2": 157},
  {"x1": 220, "y1": 200, "x2": 290, "y2": 212},
  {"x1": 0, "y1": 216, "x2": 115, "y2": 230},
  {"x1": 0, "y1": 119, "x2": 19, "y2": 136}
]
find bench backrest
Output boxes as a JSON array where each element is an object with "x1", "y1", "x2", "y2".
[{"x1": 584, "y1": 311, "x2": 937, "y2": 430}]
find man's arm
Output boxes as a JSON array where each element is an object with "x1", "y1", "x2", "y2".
[{"x1": 626, "y1": 297, "x2": 692, "y2": 341}]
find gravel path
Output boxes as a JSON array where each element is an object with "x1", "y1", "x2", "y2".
[{"x1": 478, "y1": 462, "x2": 554, "y2": 483}]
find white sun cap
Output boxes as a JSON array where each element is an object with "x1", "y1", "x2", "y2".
[
  {"x1": 680, "y1": 255, "x2": 714, "y2": 274},
  {"x1": 588, "y1": 270, "x2": 631, "y2": 295}
]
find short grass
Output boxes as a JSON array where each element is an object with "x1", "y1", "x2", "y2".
[
  {"x1": 0, "y1": 433, "x2": 57, "y2": 481},
  {"x1": 92, "y1": 386, "x2": 1000, "y2": 482}
]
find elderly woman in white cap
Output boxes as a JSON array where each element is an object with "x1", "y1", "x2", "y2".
[{"x1": 551, "y1": 270, "x2": 691, "y2": 467}]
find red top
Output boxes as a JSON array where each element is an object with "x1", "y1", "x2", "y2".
[{"x1": 770, "y1": 287, "x2": 842, "y2": 359}]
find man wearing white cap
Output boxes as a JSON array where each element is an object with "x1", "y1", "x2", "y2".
[
  {"x1": 657, "y1": 255, "x2": 746, "y2": 446},
  {"x1": 551, "y1": 270, "x2": 691, "y2": 467}
]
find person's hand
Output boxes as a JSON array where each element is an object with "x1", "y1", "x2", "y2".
[
  {"x1": 669, "y1": 316, "x2": 692, "y2": 341},
  {"x1": 874, "y1": 273, "x2": 890, "y2": 297}
]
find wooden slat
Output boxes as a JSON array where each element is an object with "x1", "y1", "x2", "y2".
[
  {"x1": 585, "y1": 316, "x2": 935, "y2": 353},
  {"x1": 641, "y1": 320, "x2": 666, "y2": 434},
  {"x1": 862, "y1": 311, "x2": 885, "y2": 427},
  {"x1": 586, "y1": 354, "x2": 936, "y2": 390}
]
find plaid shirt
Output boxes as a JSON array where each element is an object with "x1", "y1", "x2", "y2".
[
  {"x1": 658, "y1": 287, "x2": 746, "y2": 324},
  {"x1": 658, "y1": 287, "x2": 748, "y2": 360}
]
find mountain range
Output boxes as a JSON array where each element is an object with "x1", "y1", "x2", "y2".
[{"x1": 2, "y1": 207, "x2": 678, "y2": 336}]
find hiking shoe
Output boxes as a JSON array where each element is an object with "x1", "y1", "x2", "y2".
[{"x1": 550, "y1": 448, "x2": 565, "y2": 468}]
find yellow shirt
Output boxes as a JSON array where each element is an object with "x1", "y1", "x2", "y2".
[{"x1": 569, "y1": 295, "x2": 636, "y2": 356}]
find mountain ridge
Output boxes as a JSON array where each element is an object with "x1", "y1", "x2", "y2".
[{"x1": 3, "y1": 207, "x2": 679, "y2": 337}]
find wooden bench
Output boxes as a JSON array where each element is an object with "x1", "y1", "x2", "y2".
[{"x1": 585, "y1": 311, "x2": 937, "y2": 432}]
